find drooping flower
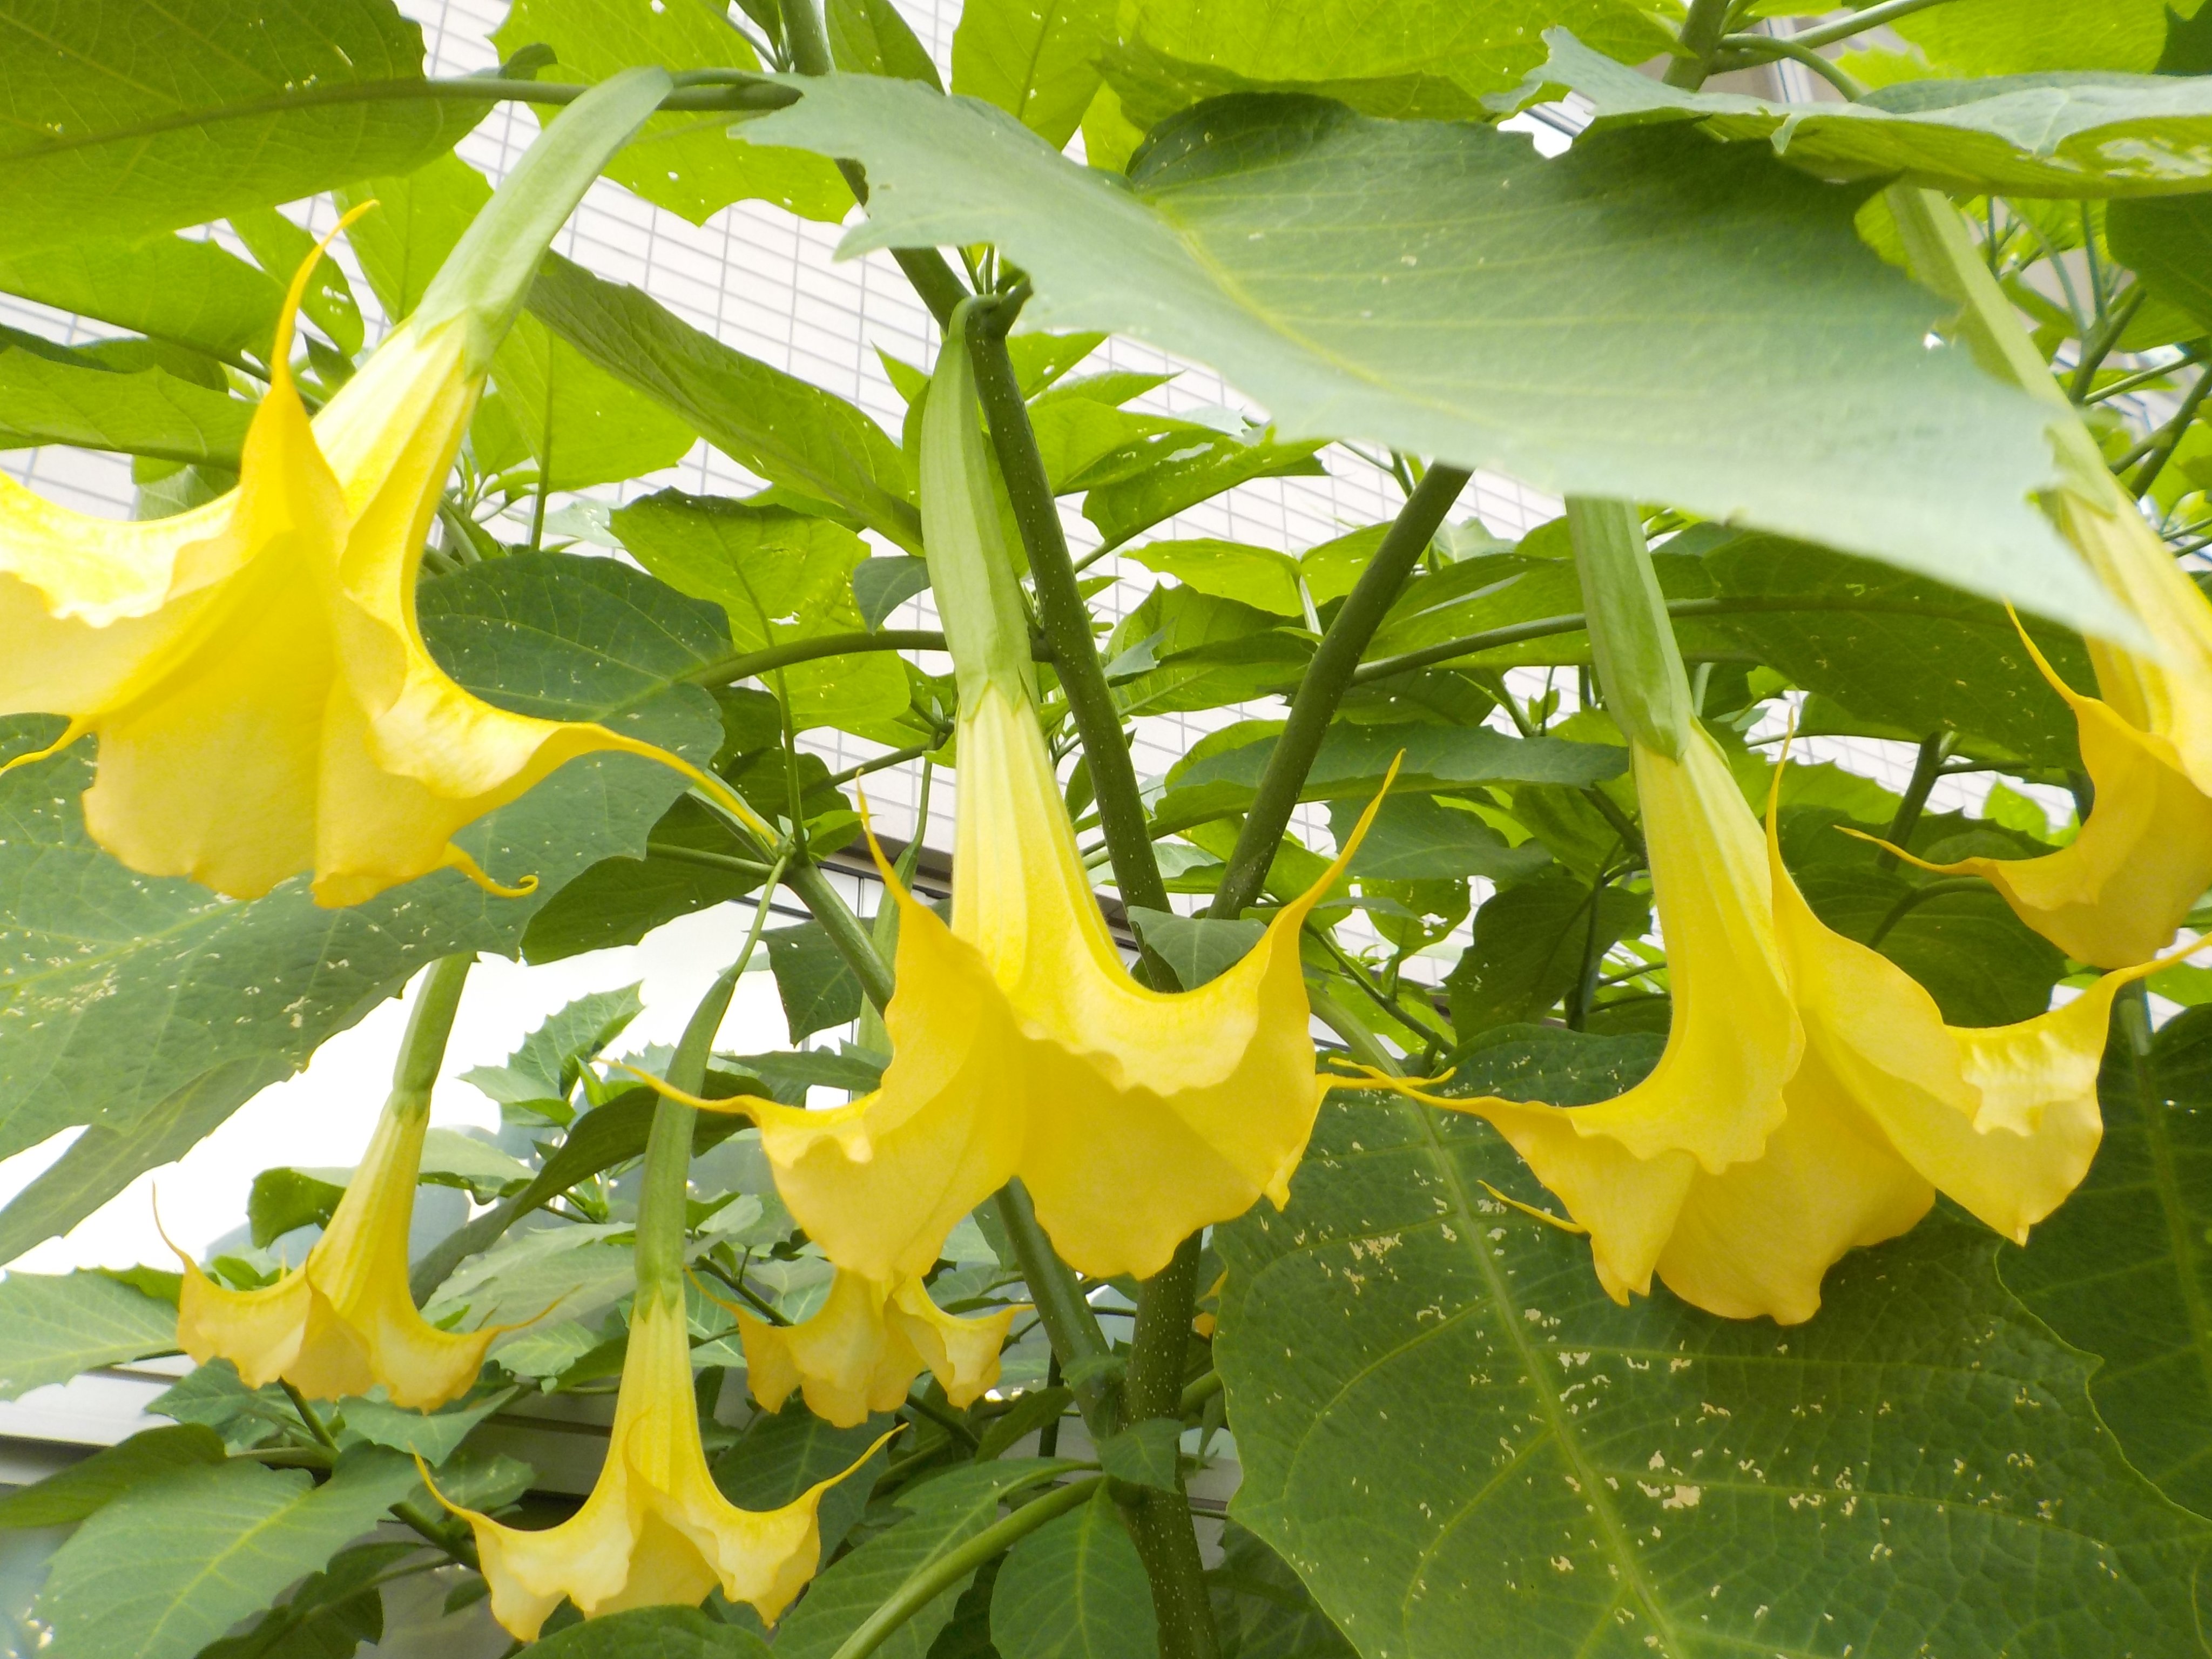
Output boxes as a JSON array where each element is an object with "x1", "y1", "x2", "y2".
[
  {"x1": 176, "y1": 956, "x2": 495, "y2": 1409},
  {"x1": 1877, "y1": 510, "x2": 2212, "y2": 968},
  {"x1": 433, "y1": 1290, "x2": 884, "y2": 1640},
  {"x1": 718, "y1": 1267, "x2": 1016, "y2": 1428},
  {"x1": 1387, "y1": 723, "x2": 2177, "y2": 1324},
  {"x1": 0, "y1": 71, "x2": 759, "y2": 907},
  {"x1": 637, "y1": 305, "x2": 1390, "y2": 1282}
]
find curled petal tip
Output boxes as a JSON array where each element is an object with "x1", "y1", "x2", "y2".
[
  {"x1": 612, "y1": 1062, "x2": 766, "y2": 1117},
  {"x1": 1478, "y1": 1181, "x2": 1586, "y2": 1235}
]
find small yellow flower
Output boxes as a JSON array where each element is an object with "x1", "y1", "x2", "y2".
[
  {"x1": 0, "y1": 109, "x2": 752, "y2": 906},
  {"x1": 719, "y1": 1267, "x2": 1016, "y2": 1429},
  {"x1": 1387, "y1": 727, "x2": 2175, "y2": 1323},
  {"x1": 175, "y1": 1082, "x2": 496, "y2": 1411},
  {"x1": 433, "y1": 1292, "x2": 884, "y2": 1641},
  {"x1": 1877, "y1": 502, "x2": 2212, "y2": 967}
]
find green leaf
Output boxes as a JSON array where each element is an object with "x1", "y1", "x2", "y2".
[
  {"x1": 226, "y1": 207, "x2": 363, "y2": 359},
  {"x1": 743, "y1": 85, "x2": 2115, "y2": 633},
  {"x1": 1105, "y1": 0, "x2": 1669, "y2": 124},
  {"x1": 1521, "y1": 29, "x2": 2212, "y2": 199},
  {"x1": 617, "y1": 491, "x2": 911, "y2": 732},
  {"x1": 527, "y1": 1607, "x2": 775, "y2": 1657},
  {"x1": 247, "y1": 1167, "x2": 347, "y2": 1249},
  {"x1": 149, "y1": 1361, "x2": 302, "y2": 1453},
  {"x1": 1080, "y1": 430, "x2": 1326, "y2": 549},
  {"x1": 523, "y1": 795, "x2": 767, "y2": 964},
  {"x1": 1701, "y1": 529, "x2": 2093, "y2": 770},
  {"x1": 338, "y1": 1386, "x2": 511, "y2": 1464},
  {"x1": 419, "y1": 1128, "x2": 536, "y2": 1200},
  {"x1": 1443, "y1": 879, "x2": 1651, "y2": 1035},
  {"x1": 0, "y1": 1425, "x2": 223, "y2": 1530},
  {"x1": 2004, "y1": 1003, "x2": 2212, "y2": 1518},
  {"x1": 0, "y1": 1271, "x2": 179, "y2": 1399},
  {"x1": 1152, "y1": 721, "x2": 1626, "y2": 837},
  {"x1": 493, "y1": 0, "x2": 848, "y2": 224},
  {"x1": 855, "y1": 556, "x2": 935, "y2": 629},
  {"x1": 777, "y1": 1464, "x2": 1075, "y2": 1659},
  {"x1": 532, "y1": 254, "x2": 922, "y2": 554},
  {"x1": 1127, "y1": 539, "x2": 1307, "y2": 618},
  {"x1": 1096, "y1": 1419, "x2": 1183, "y2": 1495},
  {"x1": 952, "y1": 0, "x2": 1116, "y2": 149},
  {"x1": 1126, "y1": 908, "x2": 1266, "y2": 990},
  {"x1": 0, "y1": 554, "x2": 717, "y2": 1262},
  {"x1": 713, "y1": 1402, "x2": 896, "y2": 1559},
  {"x1": 462, "y1": 984, "x2": 645, "y2": 1116},
  {"x1": 2110, "y1": 193, "x2": 2212, "y2": 336},
  {"x1": 831, "y1": 0, "x2": 944, "y2": 89},
  {"x1": 766, "y1": 922, "x2": 866, "y2": 1041},
  {"x1": 1891, "y1": 0, "x2": 2169, "y2": 75},
  {"x1": 0, "y1": 0, "x2": 482, "y2": 257},
  {"x1": 35, "y1": 1446, "x2": 422, "y2": 1659},
  {"x1": 196, "y1": 1539, "x2": 416, "y2": 1659},
  {"x1": 337, "y1": 154, "x2": 492, "y2": 325},
  {"x1": 487, "y1": 317, "x2": 702, "y2": 493},
  {"x1": 1217, "y1": 1062, "x2": 2212, "y2": 1659},
  {"x1": 1105, "y1": 585, "x2": 1312, "y2": 718},
  {"x1": 0, "y1": 237, "x2": 280, "y2": 365},
  {"x1": 0, "y1": 349, "x2": 252, "y2": 467},
  {"x1": 1327, "y1": 794, "x2": 1549, "y2": 884},
  {"x1": 1209, "y1": 1520, "x2": 1355, "y2": 1659},
  {"x1": 990, "y1": 1486, "x2": 1157, "y2": 1659},
  {"x1": 426, "y1": 1222, "x2": 638, "y2": 1334}
]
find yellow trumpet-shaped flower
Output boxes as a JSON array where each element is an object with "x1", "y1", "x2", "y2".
[
  {"x1": 433, "y1": 1291, "x2": 885, "y2": 1641},
  {"x1": 720, "y1": 1267, "x2": 1017, "y2": 1428},
  {"x1": 1877, "y1": 515, "x2": 2212, "y2": 969},
  {"x1": 177, "y1": 956, "x2": 496, "y2": 1409},
  {"x1": 0, "y1": 73, "x2": 750, "y2": 907},
  {"x1": 1387, "y1": 725, "x2": 2177, "y2": 1323},
  {"x1": 642, "y1": 305, "x2": 1390, "y2": 1282}
]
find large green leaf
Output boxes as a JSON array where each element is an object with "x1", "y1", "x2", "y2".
[
  {"x1": 713, "y1": 1402, "x2": 895, "y2": 1559},
  {"x1": 830, "y1": 0, "x2": 943, "y2": 88},
  {"x1": 1151, "y1": 721, "x2": 1626, "y2": 835},
  {"x1": 952, "y1": 0, "x2": 1117, "y2": 150},
  {"x1": 1217, "y1": 1046, "x2": 2212, "y2": 1659},
  {"x1": 0, "y1": 238, "x2": 280, "y2": 366},
  {"x1": 2110, "y1": 193, "x2": 2212, "y2": 336},
  {"x1": 529, "y1": 1608, "x2": 775, "y2": 1657},
  {"x1": 0, "y1": 554, "x2": 720, "y2": 1261},
  {"x1": 1700, "y1": 530, "x2": 2094, "y2": 770},
  {"x1": 493, "y1": 0, "x2": 848, "y2": 225},
  {"x1": 0, "y1": 0, "x2": 481, "y2": 257},
  {"x1": 0, "y1": 1425, "x2": 223, "y2": 1529},
  {"x1": 617, "y1": 490, "x2": 909, "y2": 732},
  {"x1": 531, "y1": 253, "x2": 923, "y2": 554},
  {"x1": 1890, "y1": 0, "x2": 2170, "y2": 76},
  {"x1": 1107, "y1": 0, "x2": 1669, "y2": 124},
  {"x1": 741, "y1": 83, "x2": 2115, "y2": 632},
  {"x1": 2004, "y1": 1003, "x2": 2212, "y2": 1520},
  {"x1": 1444, "y1": 885, "x2": 1649, "y2": 1035},
  {"x1": 990, "y1": 1486, "x2": 1157, "y2": 1659},
  {"x1": 522, "y1": 795, "x2": 766, "y2": 963},
  {"x1": 0, "y1": 1271, "x2": 179, "y2": 1399},
  {"x1": 0, "y1": 349, "x2": 252, "y2": 467},
  {"x1": 1209, "y1": 1521, "x2": 1355, "y2": 1659},
  {"x1": 1520, "y1": 30, "x2": 2212, "y2": 199},
  {"x1": 35, "y1": 1447, "x2": 421, "y2": 1659}
]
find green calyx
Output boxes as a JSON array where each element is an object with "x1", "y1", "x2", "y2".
[
  {"x1": 1567, "y1": 497, "x2": 1697, "y2": 758},
  {"x1": 921, "y1": 300, "x2": 1040, "y2": 711},
  {"x1": 412, "y1": 67, "x2": 673, "y2": 370}
]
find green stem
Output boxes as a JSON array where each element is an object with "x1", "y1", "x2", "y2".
[
  {"x1": 1307, "y1": 984, "x2": 1404, "y2": 1077},
  {"x1": 634, "y1": 935, "x2": 758, "y2": 1295},
  {"x1": 992, "y1": 1181, "x2": 1116, "y2": 1436},
  {"x1": 827, "y1": 1478, "x2": 1104, "y2": 1659},
  {"x1": 1665, "y1": 0, "x2": 1738, "y2": 87},
  {"x1": 1209, "y1": 466, "x2": 1470, "y2": 921},
  {"x1": 1715, "y1": 32, "x2": 1866, "y2": 98},
  {"x1": 280, "y1": 1381, "x2": 342, "y2": 1453},
  {"x1": 1865, "y1": 875, "x2": 1988, "y2": 948},
  {"x1": 970, "y1": 294, "x2": 1171, "y2": 922},
  {"x1": 394, "y1": 954, "x2": 474, "y2": 1107},
  {"x1": 1128, "y1": 1497, "x2": 1222, "y2": 1659},
  {"x1": 1876, "y1": 730, "x2": 1958, "y2": 870},
  {"x1": 644, "y1": 842, "x2": 778, "y2": 879},
  {"x1": 2069, "y1": 285, "x2": 2147, "y2": 403},
  {"x1": 781, "y1": 858, "x2": 896, "y2": 1012},
  {"x1": 1178, "y1": 1370, "x2": 1224, "y2": 1415},
  {"x1": 683, "y1": 630, "x2": 955, "y2": 690},
  {"x1": 1776, "y1": 0, "x2": 1958, "y2": 50},
  {"x1": 2128, "y1": 365, "x2": 2212, "y2": 498}
]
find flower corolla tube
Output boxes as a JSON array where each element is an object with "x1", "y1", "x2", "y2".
[
  {"x1": 175, "y1": 956, "x2": 496, "y2": 1409},
  {"x1": 1388, "y1": 726, "x2": 2177, "y2": 1323},
  {"x1": 640, "y1": 307, "x2": 1391, "y2": 1282},
  {"x1": 0, "y1": 72, "x2": 754, "y2": 907},
  {"x1": 433, "y1": 1290, "x2": 886, "y2": 1640},
  {"x1": 718, "y1": 1266, "x2": 1017, "y2": 1429}
]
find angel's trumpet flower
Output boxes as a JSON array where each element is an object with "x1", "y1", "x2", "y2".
[
  {"x1": 177, "y1": 956, "x2": 497, "y2": 1409},
  {"x1": 635, "y1": 306, "x2": 1388, "y2": 1282},
  {"x1": 433, "y1": 1083, "x2": 883, "y2": 1640},
  {"x1": 0, "y1": 71, "x2": 762, "y2": 907},
  {"x1": 718, "y1": 1267, "x2": 1016, "y2": 1428},
  {"x1": 1377, "y1": 502, "x2": 2173, "y2": 1322},
  {"x1": 1863, "y1": 186, "x2": 2212, "y2": 968}
]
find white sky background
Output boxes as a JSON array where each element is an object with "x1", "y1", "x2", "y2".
[{"x1": 0, "y1": 0, "x2": 2082, "y2": 1274}]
